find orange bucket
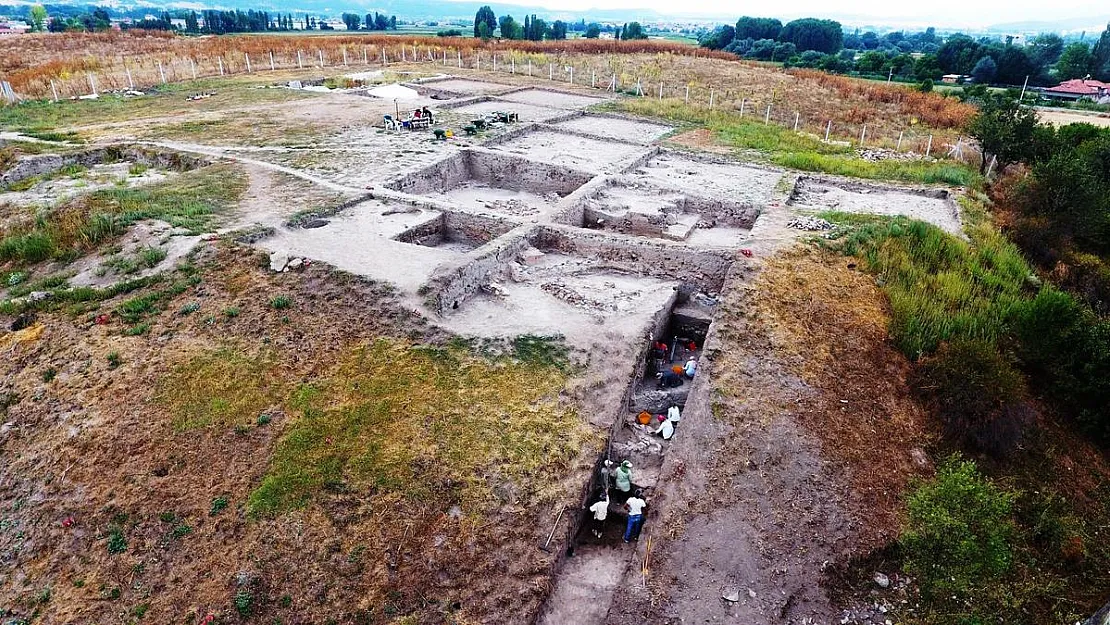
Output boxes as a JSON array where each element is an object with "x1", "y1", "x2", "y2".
[{"x1": 637, "y1": 411, "x2": 652, "y2": 425}]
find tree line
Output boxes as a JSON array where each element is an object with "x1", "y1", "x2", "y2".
[
  {"x1": 472, "y1": 6, "x2": 642, "y2": 42},
  {"x1": 701, "y1": 15, "x2": 1110, "y2": 88},
  {"x1": 340, "y1": 12, "x2": 398, "y2": 32}
]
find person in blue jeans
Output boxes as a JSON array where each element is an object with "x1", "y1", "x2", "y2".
[{"x1": 623, "y1": 490, "x2": 647, "y2": 542}]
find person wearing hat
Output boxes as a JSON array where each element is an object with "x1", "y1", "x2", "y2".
[
  {"x1": 588, "y1": 491, "x2": 609, "y2": 539},
  {"x1": 614, "y1": 460, "x2": 633, "y2": 494},
  {"x1": 623, "y1": 489, "x2": 647, "y2": 542},
  {"x1": 653, "y1": 413, "x2": 675, "y2": 440}
]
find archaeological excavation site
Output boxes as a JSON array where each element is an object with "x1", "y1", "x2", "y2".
[{"x1": 4, "y1": 42, "x2": 1108, "y2": 625}]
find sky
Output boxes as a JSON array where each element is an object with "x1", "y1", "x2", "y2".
[{"x1": 469, "y1": 0, "x2": 1109, "y2": 29}]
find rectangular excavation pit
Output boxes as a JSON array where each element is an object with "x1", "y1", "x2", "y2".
[
  {"x1": 552, "y1": 115, "x2": 674, "y2": 144},
  {"x1": 527, "y1": 226, "x2": 734, "y2": 293},
  {"x1": 386, "y1": 150, "x2": 595, "y2": 218},
  {"x1": 629, "y1": 152, "x2": 783, "y2": 207},
  {"x1": 487, "y1": 128, "x2": 646, "y2": 170},
  {"x1": 256, "y1": 198, "x2": 460, "y2": 292},
  {"x1": 497, "y1": 88, "x2": 608, "y2": 110},
  {"x1": 563, "y1": 179, "x2": 758, "y2": 246},
  {"x1": 416, "y1": 78, "x2": 513, "y2": 95},
  {"x1": 393, "y1": 212, "x2": 515, "y2": 253},
  {"x1": 789, "y1": 177, "x2": 961, "y2": 234},
  {"x1": 440, "y1": 98, "x2": 567, "y2": 123}
]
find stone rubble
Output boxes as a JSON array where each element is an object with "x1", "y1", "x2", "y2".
[{"x1": 787, "y1": 216, "x2": 835, "y2": 231}]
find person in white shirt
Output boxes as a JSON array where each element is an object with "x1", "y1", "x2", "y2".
[
  {"x1": 588, "y1": 493, "x2": 609, "y2": 538},
  {"x1": 683, "y1": 358, "x2": 697, "y2": 378},
  {"x1": 623, "y1": 490, "x2": 647, "y2": 542},
  {"x1": 653, "y1": 414, "x2": 675, "y2": 440},
  {"x1": 667, "y1": 405, "x2": 681, "y2": 423}
]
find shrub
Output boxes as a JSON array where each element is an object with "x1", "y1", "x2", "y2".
[
  {"x1": 106, "y1": 351, "x2": 121, "y2": 369},
  {"x1": 269, "y1": 294, "x2": 292, "y2": 310},
  {"x1": 210, "y1": 496, "x2": 229, "y2": 516},
  {"x1": 106, "y1": 525, "x2": 127, "y2": 554},
  {"x1": 234, "y1": 590, "x2": 253, "y2": 617},
  {"x1": 901, "y1": 457, "x2": 1015, "y2": 600},
  {"x1": 915, "y1": 339, "x2": 1031, "y2": 455},
  {"x1": 138, "y1": 246, "x2": 167, "y2": 268}
]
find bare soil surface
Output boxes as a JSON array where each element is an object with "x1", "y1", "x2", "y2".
[
  {"x1": 790, "y1": 178, "x2": 961, "y2": 235},
  {"x1": 488, "y1": 129, "x2": 647, "y2": 171},
  {"x1": 552, "y1": 115, "x2": 674, "y2": 144}
]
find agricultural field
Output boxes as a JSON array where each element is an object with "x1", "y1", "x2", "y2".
[{"x1": 1, "y1": 31, "x2": 1108, "y2": 625}]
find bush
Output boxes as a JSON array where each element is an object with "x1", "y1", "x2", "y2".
[
  {"x1": 269, "y1": 294, "x2": 292, "y2": 310},
  {"x1": 916, "y1": 339, "x2": 1031, "y2": 455},
  {"x1": 902, "y1": 457, "x2": 1015, "y2": 601}
]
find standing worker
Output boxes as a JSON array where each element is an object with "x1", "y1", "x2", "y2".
[
  {"x1": 588, "y1": 492, "x2": 609, "y2": 539},
  {"x1": 614, "y1": 460, "x2": 633, "y2": 493},
  {"x1": 623, "y1": 490, "x2": 647, "y2": 542}
]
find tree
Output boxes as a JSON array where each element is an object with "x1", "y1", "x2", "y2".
[
  {"x1": 1056, "y1": 42, "x2": 1093, "y2": 80},
  {"x1": 1091, "y1": 23, "x2": 1110, "y2": 80},
  {"x1": 473, "y1": 6, "x2": 496, "y2": 39},
  {"x1": 779, "y1": 18, "x2": 843, "y2": 54},
  {"x1": 390, "y1": 16, "x2": 396, "y2": 29},
  {"x1": 734, "y1": 16, "x2": 781, "y2": 40},
  {"x1": 1028, "y1": 33, "x2": 1065, "y2": 69},
  {"x1": 937, "y1": 34, "x2": 981, "y2": 74},
  {"x1": 498, "y1": 14, "x2": 519, "y2": 39},
  {"x1": 972, "y1": 56, "x2": 998, "y2": 84},
  {"x1": 184, "y1": 10, "x2": 198, "y2": 32},
  {"x1": 477, "y1": 21, "x2": 491, "y2": 41},
  {"x1": 700, "y1": 25, "x2": 734, "y2": 50},
  {"x1": 341, "y1": 13, "x2": 360, "y2": 30},
  {"x1": 856, "y1": 50, "x2": 889, "y2": 74},
  {"x1": 550, "y1": 20, "x2": 567, "y2": 40},
  {"x1": 914, "y1": 54, "x2": 943, "y2": 81},
  {"x1": 967, "y1": 95, "x2": 1041, "y2": 174},
  {"x1": 29, "y1": 4, "x2": 47, "y2": 32},
  {"x1": 585, "y1": 22, "x2": 600, "y2": 39},
  {"x1": 621, "y1": 21, "x2": 646, "y2": 40}
]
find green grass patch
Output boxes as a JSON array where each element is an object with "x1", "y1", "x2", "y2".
[
  {"x1": 157, "y1": 348, "x2": 285, "y2": 431},
  {"x1": 0, "y1": 163, "x2": 246, "y2": 267},
  {"x1": 246, "y1": 338, "x2": 591, "y2": 516},
  {"x1": 820, "y1": 212, "x2": 1034, "y2": 358},
  {"x1": 607, "y1": 98, "x2": 977, "y2": 186}
]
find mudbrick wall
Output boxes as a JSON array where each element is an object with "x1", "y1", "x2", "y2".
[
  {"x1": 385, "y1": 149, "x2": 595, "y2": 197},
  {"x1": 529, "y1": 225, "x2": 736, "y2": 292},
  {"x1": 393, "y1": 212, "x2": 514, "y2": 248},
  {"x1": 424, "y1": 225, "x2": 535, "y2": 314},
  {"x1": 0, "y1": 145, "x2": 210, "y2": 186}
]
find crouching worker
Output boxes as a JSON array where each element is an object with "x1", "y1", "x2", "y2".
[
  {"x1": 653, "y1": 413, "x2": 675, "y2": 440},
  {"x1": 656, "y1": 370, "x2": 683, "y2": 389},
  {"x1": 623, "y1": 490, "x2": 647, "y2": 542}
]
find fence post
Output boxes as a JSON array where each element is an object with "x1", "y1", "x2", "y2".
[
  {"x1": 158, "y1": 61, "x2": 166, "y2": 83},
  {"x1": 709, "y1": 88, "x2": 715, "y2": 108},
  {"x1": 794, "y1": 112, "x2": 799, "y2": 131},
  {"x1": 986, "y1": 154, "x2": 997, "y2": 177},
  {"x1": 476, "y1": 53, "x2": 480, "y2": 71},
  {"x1": 190, "y1": 59, "x2": 197, "y2": 80},
  {"x1": 50, "y1": 79, "x2": 59, "y2": 102},
  {"x1": 685, "y1": 85, "x2": 689, "y2": 105},
  {"x1": 269, "y1": 52, "x2": 275, "y2": 71},
  {"x1": 593, "y1": 70, "x2": 597, "y2": 88},
  {"x1": 549, "y1": 64, "x2": 553, "y2": 80},
  {"x1": 87, "y1": 72, "x2": 97, "y2": 96},
  {"x1": 897, "y1": 131, "x2": 903, "y2": 151},
  {"x1": 764, "y1": 103, "x2": 771, "y2": 124},
  {"x1": 319, "y1": 50, "x2": 324, "y2": 67},
  {"x1": 218, "y1": 56, "x2": 224, "y2": 76},
  {"x1": 343, "y1": 49, "x2": 348, "y2": 66},
  {"x1": 245, "y1": 54, "x2": 251, "y2": 73},
  {"x1": 381, "y1": 48, "x2": 387, "y2": 67},
  {"x1": 926, "y1": 135, "x2": 933, "y2": 157},
  {"x1": 458, "y1": 50, "x2": 462, "y2": 67},
  {"x1": 493, "y1": 55, "x2": 497, "y2": 71},
  {"x1": 860, "y1": 125, "x2": 867, "y2": 146},
  {"x1": 824, "y1": 120, "x2": 831, "y2": 142},
  {"x1": 297, "y1": 50, "x2": 303, "y2": 69},
  {"x1": 125, "y1": 65, "x2": 134, "y2": 90},
  {"x1": 569, "y1": 67, "x2": 574, "y2": 84},
  {"x1": 527, "y1": 60, "x2": 531, "y2": 76},
  {"x1": 658, "y1": 81, "x2": 663, "y2": 99},
  {"x1": 739, "y1": 98, "x2": 745, "y2": 117}
]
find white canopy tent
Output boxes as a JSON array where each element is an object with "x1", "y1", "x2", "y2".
[{"x1": 367, "y1": 83, "x2": 419, "y2": 117}]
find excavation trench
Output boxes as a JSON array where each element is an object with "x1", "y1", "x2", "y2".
[{"x1": 534, "y1": 287, "x2": 716, "y2": 625}]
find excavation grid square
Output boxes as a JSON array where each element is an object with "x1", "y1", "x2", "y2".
[
  {"x1": 422, "y1": 79, "x2": 511, "y2": 94},
  {"x1": 497, "y1": 89, "x2": 608, "y2": 110},
  {"x1": 446, "y1": 100, "x2": 567, "y2": 123},
  {"x1": 631, "y1": 154, "x2": 783, "y2": 206},
  {"x1": 553, "y1": 116, "x2": 673, "y2": 144},
  {"x1": 490, "y1": 130, "x2": 644, "y2": 169},
  {"x1": 791, "y1": 178, "x2": 959, "y2": 234}
]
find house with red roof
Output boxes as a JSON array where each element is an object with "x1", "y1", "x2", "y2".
[{"x1": 1042, "y1": 78, "x2": 1110, "y2": 102}]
